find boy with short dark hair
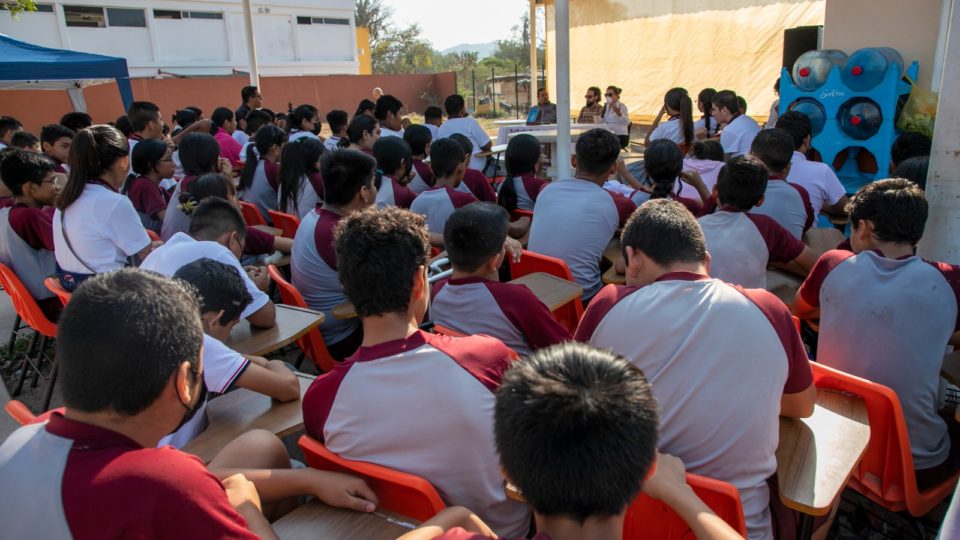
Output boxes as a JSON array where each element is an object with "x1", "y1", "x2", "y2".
[
  {"x1": 424, "y1": 106, "x2": 443, "y2": 139},
  {"x1": 776, "y1": 111, "x2": 848, "y2": 216},
  {"x1": 711, "y1": 90, "x2": 759, "y2": 160},
  {"x1": 10, "y1": 131, "x2": 40, "y2": 153},
  {"x1": 59, "y1": 112, "x2": 93, "y2": 133},
  {"x1": 375, "y1": 95, "x2": 405, "y2": 138},
  {"x1": 438, "y1": 95, "x2": 491, "y2": 171},
  {"x1": 373, "y1": 136, "x2": 417, "y2": 208},
  {"x1": 236, "y1": 85, "x2": 262, "y2": 120},
  {"x1": 431, "y1": 203, "x2": 570, "y2": 356},
  {"x1": 448, "y1": 133, "x2": 497, "y2": 202},
  {"x1": 303, "y1": 206, "x2": 531, "y2": 538},
  {"x1": 748, "y1": 128, "x2": 814, "y2": 239},
  {"x1": 890, "y1": 131, "x2": 931, "y2": 173},
  {"x1": 324, "y1": 109, "x2": 348, "y2": 152},
  {"x1": 796, "y1": 179, "x2": 960, "y2": 490},
  {"x1": 404, "y1": 124, "x2": 434, "y2": 193},
  {"x1": 0, "y1": 116, "x2": 22, "y2": 149},
  {"x1": 40, "y1": 123, "x2": 75, "y2": 174},
  {"x1": 698, "y1": 155, "x2": 816, "y2": 288},
  {"x1": 411, "y1": 137, "x2": 479, "y2": 244}
]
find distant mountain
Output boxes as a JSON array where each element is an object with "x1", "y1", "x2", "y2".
[{"x1": 441, "y1": 42, "x2": 498, "y2": 58}]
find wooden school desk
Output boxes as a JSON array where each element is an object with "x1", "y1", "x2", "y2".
[
  {"x1": 183, "y1": 373, "x2": 314, "y2": 463},
  {"x1": 776, "y1": 388, "x2": 870, "y2": 538},
  {"x1": 225, "y1": 305, "x2": 324, "y2": 357},
  {"x1": 941, "y1": 351, "x2": 960, "y2": 387},
  {"x1": 273, "y1": 500, "x2": 419, "y2": 540},
  {"x1": 602, "y1": 237, "x2": 627, "y2": 285}
]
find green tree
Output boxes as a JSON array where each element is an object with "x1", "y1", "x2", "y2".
[
  {"x1": 372, "y1": 24, "x2": 435, "y2": 74},
  {"x1": 1, "y1": 0, "x2": 38, "y2": 16},
  {"x1": 354, "y1": 0, "x2": 392, "y2": 46}
]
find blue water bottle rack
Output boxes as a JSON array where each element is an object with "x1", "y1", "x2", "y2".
[{"x1": 779, "y1": 59, "x2": 918, "y2": 194}]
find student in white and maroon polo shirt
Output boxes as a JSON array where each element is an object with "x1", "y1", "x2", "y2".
[
  {"x1": 748, "y1": 129, "x2": 815, "y2": 240},
  {"x1": 712, "y1": 90, "x2": 760, "y2": 160},
  {"x1": 0, "y1": 269, "x2": 379, "y2": 539},
  {"x1": 796, "y1": 179, "x2": 960, "y2": 491},
  {"x1": 699, "y1": 155, "x2": 816, "y2": 289},
  {"x1": 373, "y1": 136, "x2": 417, "y2": 209},
  {"x1": 448, "y1": 133, "x2": 497, "y2": 203},
  {"x1": 575, "y1": 200, "x2": 816, "y2": 540},
  {"x1": 411, "y1": 137, "x2": 479, "y2": 244},
  {"x1": 302, "y1": 207, "x2": 532, "y2": 538},
  {"x1": 404, "y1": 124, "x2": 435, "y2": 194},
  {"x1": 776, "y1": 112, "x2": 849, "y2": 217},
  {"x1": 431, "y1": 203, "x2": 570, "y2": 356}
]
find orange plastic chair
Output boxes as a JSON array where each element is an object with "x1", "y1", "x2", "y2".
[
  {"x1": 266, "y1": 265, "x2": 336, "y2": 373},
  {"x1": 299, "y1": 435, "x2": 445, "y2": 521},
  {"x1": 145, "y1": 229, "x2": 161, "y2": 242},
  {"x1": 3, "y1": 400, "x2": 60, "y2": 426},
  {"x1": 239, "y1": 201, "x2": 267, "y2": 227},
  {"x1": 509, "y1": 209, "x2": 534, "y2": 222},
  {"x1": 267, "y1": 210, "x2": 300, "y2": 239},
  {"x1": 0, "y1": 264, "x2": 59, "y2": 410},
  {"x1": 508, "y1": 250, "x2": 584, "y2": 332},
  {"x1": 432, "y1": 324, "x2": 467, "y2": 338},
  {"x1": 44, "y1": 277, "x2": 71, "y2": 306},
  {"x1": 624, "y1": 472, "x2": 747, "y2": 538},
  {"x1": 810, "y1": 361, "x2": 959, "y2": 516}
]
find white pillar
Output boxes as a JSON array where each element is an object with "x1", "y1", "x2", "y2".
[
  {"x1": 555, "y1": 0, "x2": 571, "y2": 179},
  {"x1": 529, "y1": 0, "x2": 537, "y2": 108},
  {"x1": 242, "y1": 0, "x2": 260, "y2": 86},
  {"x1": 918, "y1": 0, "x2": 960, "y2": 264}
]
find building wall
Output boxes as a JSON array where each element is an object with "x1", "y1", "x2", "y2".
[
  {"x1": 356, "y1": 26, "x2": 372, "y2": 75},
  {"x1": 0, "y1": 0, "x2": 359, "y2": 77},
  {"x1": 0, "y1": 73, "x2": 457, "y2": 134},
  {"x1": 543, "y1": 0, "x2": 825, "y2": 124},
  {"x1": 822, "y1": 0, "x2": 944, "y2": 90}
]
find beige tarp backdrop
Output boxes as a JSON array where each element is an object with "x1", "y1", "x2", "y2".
[{"x1": 544, "y1": 0, "x2": 826, "y2": 125}]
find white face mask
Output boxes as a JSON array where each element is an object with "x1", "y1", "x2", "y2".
[{"x1": 606, "y1": 96, "x2": 613, "y2": 105}]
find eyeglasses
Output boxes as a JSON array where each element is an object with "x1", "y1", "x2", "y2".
[
  {"x1": 373, "y1": 169, "x2": 383, "y2": 191},
  {"x1": 40, "y1": 178, "x2": 61, "y2": 186},
  {"x1": 604, "y1": 93, "x2": 614, "y2": 97}
]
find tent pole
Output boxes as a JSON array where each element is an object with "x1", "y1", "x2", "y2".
[
  {"x1": 529, "y1": 0, "x2": 537, "y2": 109},
  {"x1": 242, "y1": 0, "x2": 261, "y2": 86},
  {"x1": 555, "y1": 0, "x2": 571, "y2": 179}
]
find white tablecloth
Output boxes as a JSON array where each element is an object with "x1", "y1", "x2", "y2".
[{"x1": 496, "y1": 123, "x2": 607, "y2": 145}]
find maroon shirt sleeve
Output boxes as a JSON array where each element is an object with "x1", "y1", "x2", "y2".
[
  {"x1": 797, "y1": 249, "x2": 856, "y2": 307},
  {"x1": 9, "y1": 206, "x2": 55, "y2": 251},
  {"x1": 574, "y1": 284, "x2": 639, "y2": 341},
  {"x1": 302, "y1": 362, "x2": 355, "y2": 441},
  {"x1": 520, "y1": 174, "x2": 547, "y2": 204},
  {"x1": 393, "y1": 181, "x2": 417, "y2": 209},
  {"x1": 243, "y1": 226, "x2": 276, "y2": 256},
  {"x1": 486, "y1": 282, "x2": 572, "y2": 350},
  {"x1": 462, "y1": 169, "x2": 496, "y2": 202},
  {"x1": 308, "y1": 172, "x2": 325, "y2": 199},
  {"x1": 836, "y1": 238, "x2": 852, "y2": 252},
  {"x1": 449, "y1": 188, "x2": 479, "y2": 209},
  {"x1": 413, "y1": 160, "x2": 435, "y2": 187},
  {"x1": 264, "y1": 160, "x2": 280, "y2": 191},
  {"x1": 735, "y1": 286, "x2": 813, "y2": 393},
  {"x1": 127, "y1": 177, "x2": 168, "y2": 219},
  {"x1": 789, "y1": 182, "x2": 816, "y2": 233},
  {"x1": 928, "y1": 261, "x2": 960, "y2": 333},
  {"x1": 425, "y1": 332, "x2": 518, "y2": 392},
  {"x1": 606, "y1": 191, "x2": 637, "y2": 228},
  {"x1": 746, "y1": 213, "x2": 805, "y2": 264}
]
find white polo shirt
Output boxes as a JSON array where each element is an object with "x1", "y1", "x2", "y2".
[
  {"x1": 139, "y1": 232, "x2": 269, "y2": 320},
  {"x1": 288, "y1": 130, "x2": 319, "y2": 143},
  {"x1": 380, "y1": 127, "x2": 404, "y2": 139},
  {"x1": 787, "y1": 151, "x2": 847, "y2": 214},
  {"x1": 323, "y1": 136, "x2": 341, "y2": 152},
  {"x1": 232, "y1": 130, "x2": 250, "y2": 147},
  {"x1": 720, "y1": 114, "x2": 761, "y2": 157},
  {"x1": 648, "y1": 117, "x2": 685, "y2": 144},
  {"x1": 53, "y1": 183, "x2": 152, "y2": 273},
  {"x1": 438, "y1": 117, "x2": 491, "y2": 171}
]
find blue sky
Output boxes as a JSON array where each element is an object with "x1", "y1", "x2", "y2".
[{"x1": 382, "y1": 0, "x2": 529, "y2": 51}]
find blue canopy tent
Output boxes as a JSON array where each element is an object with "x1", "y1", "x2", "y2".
[{"x1": 0, "y1": 34, "x2": 133, "y2": 112}]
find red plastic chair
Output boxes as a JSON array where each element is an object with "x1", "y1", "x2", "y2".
[
  {"x1": 145, "y1": 229, "x2": 161, "y2": 242},
  {"x1": 810, "y1": 361, "x2": 959, "y2": 516},
  {"x1": 508, "y1": 250, "x2": 584, "y2": 332},
  {"x1": 0, "y1": 264, "x2": 59, "y2": 411},
  {"x1": 44, "y1": 277, "x2": 71, "y2": 306},
  {"x1": 266, "y1": 265, "x2": 336, "y2": 373},
  {"x1": 3, "y1": 400, "x2": 60, "y2": 426},
  {"x1": 239, "y1": 201, "x2": 267, "y2": 227},
  {"x1": 509, "y1": 209, "x2": 534, "y2": 222},
  {"x1": 267, "y1": 210, "x2": 300, "y2": 239},
  {"x1": 299, "y1": 435, "x2": 445, "y2": 521},
  {"x1": 624, "y1": 472, "x2": 748, "y2": 539},
  {"x1": 432, "y1": 324, "x2": 467, "y2": 338}
]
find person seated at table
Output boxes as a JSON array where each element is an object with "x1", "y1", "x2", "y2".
[
  {"x1": 496, "y1": 133, "x2": 546, "y2": 213},
  {"x1": 601, "y1": 86, "x2": 631, "y2": 149},
  {"x1": 277, "y1": 137, "x2": 324, "y2": 220},
  {"x1": 748, "y1": 129, "x2": 814, "y2": 240},
  {"x1": 324, "y1": 109, "x2": 348, "y2": 152},
  {"x1": 527, "y1": 88, "x2": 557, "y2": 125},
  {"x1": 0, "y1": 268, "x2": 380, "y2": 539},
  {"x1": 626, "y1": 140, "x2": 710, "y2": 215},
  {"x1": 693, "y1": 88, "x2": 718, "y2": 139},
  {"x1": 210, "y1": 107, "x2": 244, "y2": 168},
  {"x1": 645, "y1": 87, "x2": 694, "y2": 150},
  {"x1": 0, "y1": 149, "x2": 61, "y2": 320},
  {"x1": 712, "y1": 90, "x2": 760, "y2": 160},
  {"x1": 431, "y1": 203, "x2": 570, "y2": 356},
  {"x1": 404, "y1": 124, "x2": 435, "y2": 194},
  {"x1": 237, "y1": 109, "x2": 274, "y2": 165},
  {"x1": 575, "y1": 199, "x2": 816, "y2": 540},
  {"x1": 292, "y1": 149, "x2": 377, "y2": 360},
  {"x1": 795, "y1": 179, "x2": 960, "y2": 492},
  {"x1": 889, "y1": 130, "x2": 931, "y2": 175},
  {"x1": 698, "y1": 155, "x2": 816, "y2": 289},
  {"x1": 776, "y1": 112, "x2": 848, "y2": 217},
  {"x1": 164, "y1": 258, "x2": 299, "y2": 448},
  {"x1": 373, "y1": 136, "x2": 417, "y2": 209},
  {"x1": 528, "y1": 129, "x2": 636, "y2": 301},
  {"x1": 303, "y1": 206, "x2": 531, "y2": 537},
  {"x1": 577, "y1": 86, "x2": 604, "y2": 124},
  {"x1": 449, "y1": 133, "x2": 497, "y2": 202},
  {"x1": 10, "y1": 131, "x2": 40, "y2": 153},
  {"x1": 679, "y1": 140, "x2": 725, "y2": 200},
  {"x1": 239, "y1": 125, "x2": 287, "y2": 224},
  {"x1": 339, "y1": 114, "x2": 380, "y2": 156},
  {"x1": 40, "y1": 123, "x2": 74, "y2": 175},
  {"x1": 411, "y1": 138, "x2": 479, "y2": 245},
  {"x1": 122, "y1": 138, "x2": 174, "y2": 233},
  {"x1": 161, "y1": 132, "x2": 230, "y2": 240},
  {"x1": 287, "y1": 104, "x2": 323, "y2": 144},
  {"x1": 399, "y1": 343, "x2": 744, "y2": 540},
  {"x1": 438, "y1": 94, "x2": 492, "y2": 171},
  {"x1": 142, "y1": 197, "x2": 276, "y2": 329},
  {"x1": 424, "y1": 105, "x2": 444, "y2": 139},
  {"x1": 375, "y1": 95, "x2": 405, "y2": 138}
]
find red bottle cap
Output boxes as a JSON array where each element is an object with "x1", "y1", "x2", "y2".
[
  {"x1": 799, "y1": 67, "x2": 810, "y2": 77},
  {"x1": 852, "y1": 65, "x2": 864, "y2": 76},
  {"x1": 850, "y1": 115, "x2": 862, "y2": 126}
]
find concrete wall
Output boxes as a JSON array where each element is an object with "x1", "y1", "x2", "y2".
[{"x1": 0, "y1": 72, "x2": 457, "y2": 133}]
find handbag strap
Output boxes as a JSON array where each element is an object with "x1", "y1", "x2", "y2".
[{"x1": 59, "y1": 209, "x2": 97, "y2": 274}]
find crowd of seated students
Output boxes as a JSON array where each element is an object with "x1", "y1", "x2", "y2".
[{"x1": 1, "y1": 80, "x2": 959, "y2": 540}]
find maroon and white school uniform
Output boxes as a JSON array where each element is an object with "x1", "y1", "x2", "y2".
[
  {"x1": 456, "y1": 169, "x2": 496, "y2": 202},
  {"x1": 0, "y1": 204, "x2": 56, "y2": 301},
  {"x1": 799, "y1": 249, "x2": 960, "y2": 470},
  {"x1": 629, "y1": 190, "x2": 703, "y2": 216},
  {"x1": 0, "y1": 413, "x2": 257, "y2": 539},
  {"x1": 496, "y1": 173, "x2": 547, "y2": 211},
  {"x1": 160, "y1": 174, "x2": 197, "y2": 241},
  {"x1": 409, "y1": 159, "x2": 435, "y2": 194},
  {"x1": 528, "y1": 178, "x2": 636, "y2": 300},
  {"x1": 240, "y1": 158, "x2": 280, "y2": 223},
  {"x1": 126, "y1": 176, "x2": 170, "y2": 233},
  {"x1": 698, "y1": 208, "x2": 805, "y2": 288},
  {"x1": 431, "y1": 276, "x2": 571, "y2": 356},
  {"x1": 750, "y1": 176, "x2": 814, "y2": 240},
  {"x1": 576, "y1": 273, "x2": 813, "y2": 539},
  {"x1": 375, "y1": 175, "x2": 417, "y2": 209},
  {"x1": 279, "y1": 172, "x2": 324, "y2": 219},
  {"x1": 303, "y1": 330, "x2": 530, "y2": 537},
  {"x1": 409, "y1": 185, "x2": 478, "y2": 234}
]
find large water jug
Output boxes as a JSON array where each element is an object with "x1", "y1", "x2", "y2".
[
  {"x1": 792, "y1": 50, "x2": 848, "y2": 91},
  {"x1": 788, "y1": 98, "x2": 827, "y2": 135},
  {"x1": 838, "y1": 98, "x2": 883, "y2": 140},
  {"x1": 841, "y1": 47, "x2": 904, "y2": 91}
]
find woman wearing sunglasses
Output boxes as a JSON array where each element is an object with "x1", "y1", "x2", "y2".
[{"x1": 601, "y1": 85, "x2": 631, "y2": 149}]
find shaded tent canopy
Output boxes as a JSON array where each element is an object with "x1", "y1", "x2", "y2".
[{"x1": 0, "y1": 33, "x2": 133, "y2": 110}]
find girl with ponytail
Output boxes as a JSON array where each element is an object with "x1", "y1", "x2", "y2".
[
  {"x1": 625, "y1": 140, "x2": 710, "y2": 216},
  {"x1": 122, "y1": 139, "x2": 174, "y2": 234},
  {"x1": 159, "y1": 133, "x2": 226, "y2": 240},
  {"x1": 645, "y1": 87, "x2": 694, "y2": 149},
  {"x1": 496, "y1": 133, "x2": 546, "y2": 212},
  {"x1": 340, "y1": 115, "x2": 380, "y2": 155},
  {"x1": 53, "y1": 125, "x2": 158, "y2": 289},
  {"x1": 694, "y1": 88, "x2": 717, "y2": 139},
  {"x1": 238, "y1": 124, "x2": 287, "y2": 223},
  {"x1": 278, "y1": 137, "x2": 324, "y2": 219}
]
